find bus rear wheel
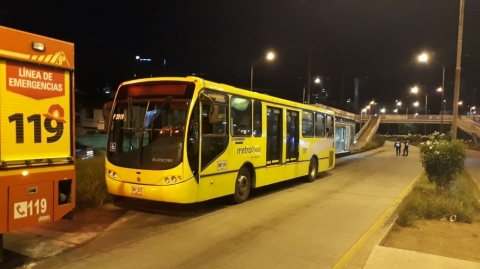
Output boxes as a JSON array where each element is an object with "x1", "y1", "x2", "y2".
[
  {"x1": 232, "y1": 166, "x2": 251, "y2": 204},
  {"x1": 306, "y1": 158, "x2": 318, "y2": 182}
]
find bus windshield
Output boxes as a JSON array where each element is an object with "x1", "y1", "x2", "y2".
[{"x1": 107, "y1": 81, "x2": 195, "y2": 170}]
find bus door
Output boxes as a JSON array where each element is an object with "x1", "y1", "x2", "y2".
[
  {"x1": 196, "y1": 92, "x2": 228, "y2": 200},
  {"x1": 266, "y1": 107, "x2": 283, "y2": 164}
]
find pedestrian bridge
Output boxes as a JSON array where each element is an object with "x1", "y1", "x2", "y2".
[
  {"x1": 355, "y1": 114, "x2": 480, "y2": 145},
  {"x1": 316, "y1": 104, "x2": 480, "y2": 146}
]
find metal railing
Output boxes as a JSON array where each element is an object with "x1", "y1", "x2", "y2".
[
  {"x1": 354, "y1": 116, "x2": 371, "y2": 142},
  {"x1": 366, "y1": 117, "x2": 381, "y2": 143},
  {"x1": 458, "y1": 117, "x2": 480, "y2": 137}
]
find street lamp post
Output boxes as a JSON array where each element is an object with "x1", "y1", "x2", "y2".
[
  {"x1": 452, "y1": 0, "x2": 466, "y2": 140},
  {"x1": 440, "y1": 66, "x2": 445, "y2": 132},
  {"x1": 417, "y1": 52, "x2": 446, "y2": 133},
  {"x1": 302, "y1": 77, "x2": 320, "y2": 104},
  {"x1": 250, "y1": 51, "x2": 275, "y2": 91}
]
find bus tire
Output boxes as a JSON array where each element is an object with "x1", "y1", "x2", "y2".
[
  {"x1": 232, "y1": 166, "x2": 251, "y2": 204},
  {"x1": 306, "y1": 158, "x2": 318, "y2": 182}
]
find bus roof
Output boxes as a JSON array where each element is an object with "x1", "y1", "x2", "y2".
[
  {"x1": 118, "y1": 76, "x2": 335, "y2": 115},
  {"x1": 0, "y1": 26, "x2": 74, "y2": 69}
]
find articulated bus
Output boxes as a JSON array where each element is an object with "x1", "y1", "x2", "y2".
[
  {"x1": 0, "y1": 26, "x2": 75, "y2": 254},
  {"x1": 103, "y1": 77, "x2": 335, "y2": 204}
]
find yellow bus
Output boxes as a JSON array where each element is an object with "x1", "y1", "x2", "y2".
[{"x1": 103, "y1": 77, "x2": 335, "y2": 204}]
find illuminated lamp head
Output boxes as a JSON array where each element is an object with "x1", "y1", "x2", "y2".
[{"x1": 232, "y1": 98, "x2": 250, "y2": 111}]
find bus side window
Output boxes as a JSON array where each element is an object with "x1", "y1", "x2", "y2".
[
  {"x1": 301, "y1": 111, "x2": 314, "y2": 137},
  {"x1": 315, "y1": 113, "x2": 325, "y2": 137},
  {"x1": 253, "y1": 100, "x2": 262, "y2": 137},
  {"x1": 231, "y1": 96, "x2": 252, "y2": 136},
  {"x1": 326, "y1": 115, "x2": 334, "y2": 138}
]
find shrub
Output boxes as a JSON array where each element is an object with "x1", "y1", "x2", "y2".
[
  {"x1": 76, "y1": 156, "x2": 111, "y2": 208},
  {"x1": 419, "y1": 135, "x2": 466, "y2": 192},
  {"x1": 396, "y1": 172, "x2": 480, "y2": 227},
  {"x1": 372, "y1": 134, "x2": 386, "y2": 146}
]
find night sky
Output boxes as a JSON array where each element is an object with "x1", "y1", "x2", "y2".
[{"x1": 1, "y1": 0, "x2": 479, "y2": 112}]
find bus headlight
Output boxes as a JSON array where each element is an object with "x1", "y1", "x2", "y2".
[
  {"x1": 165, "y1": 177, "x2": 170, "y2": 183},
  {"x1": 106, "y1": 169, "x2": 118, "y2": 179},
  {"x1": 171, "y1": 176, "x2": 177, "y2": 183}
]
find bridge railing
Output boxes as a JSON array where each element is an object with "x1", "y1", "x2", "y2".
[
  {"x1": 381, "y1": 114, "x2": 454, "y2": 121},
  {"x1": 458, "y1": 117, "x2": 480, "y2": 137},
  {"x1": 366, "y1": 117, "x2": 381, "y2": 143},
  {"x1": 354, "y1": 116, "x2": 371, "y2": 142}
]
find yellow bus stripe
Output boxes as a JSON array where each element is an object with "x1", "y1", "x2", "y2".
[
  {"x1": 37, "y1": 55, "x2": 45, "y2": 61},
  {"x1": 44, "y1": 54, "x2": 53, "y2": 62},
  {"x1": 0, "y1": 49, "x2": 30, "y2": 60},
  {"x1": 31, "y1": 55, "x2": 38, "y2": 60}
]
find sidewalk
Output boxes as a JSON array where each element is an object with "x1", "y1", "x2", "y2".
[
  {"x1": 361, "y1": 149, "x2": 480, "y2": 269},
  {"x1": 363, "y1": 246, "x2": 480, "y2": 269}
]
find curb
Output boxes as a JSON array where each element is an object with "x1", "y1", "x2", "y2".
[{"x1": 332, "y1": 172, "x2": 423, "y2": 269}]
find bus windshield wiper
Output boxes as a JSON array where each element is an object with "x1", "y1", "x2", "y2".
[{"x1": 138, "y1": 96, "x2": 173, "y2": 165}]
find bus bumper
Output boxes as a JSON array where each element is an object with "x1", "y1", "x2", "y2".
[{"x1": 106, "y1": 176, "x2": 198, "y2": 204}]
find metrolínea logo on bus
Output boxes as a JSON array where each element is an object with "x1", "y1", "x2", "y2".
[
  {"x1": 236, "y1": 146, "x2": 261, "y2": 155},
  {"x1": 6, "y1": 62, "x2": 65, "y2": 100}
]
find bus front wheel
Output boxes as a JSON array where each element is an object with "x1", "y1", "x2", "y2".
[
  {"x1": 306, "y1": 158, "x2": 318, "y2": 182},
  {"x1": 232, "y1": 166, "x2": 251, "y2": 204}
]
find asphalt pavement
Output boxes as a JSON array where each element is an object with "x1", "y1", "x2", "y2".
[{"x1": 2, "y1": 142, "x2": 425, "y2": 269}]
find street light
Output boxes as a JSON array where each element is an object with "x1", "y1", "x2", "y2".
[
  {"x1": 418, "y1": 52, "x2": 446, "y2": 132},
  {"x1": 302, "y1": 76, "x2": 320, "y2": 104},
  {"x1": 380, "y1": 108, "x2": 386, "y2": 113},
  {"x1": 418, "y1": 53, "x2": 429, "y2": 62},
  {"x1": 346, "y1": 99, "x2": 351, "y2": 112},
  {"x1": 410, "y1": 86, "x2": 428, "y2": 115},
  {"x1": 250, "y1": 51, "x2": 275, "y2": 91}
]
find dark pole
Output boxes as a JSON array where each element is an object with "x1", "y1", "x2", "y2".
[
  {"x1": 440, "y1": 66, "x2": 445, "y2": 133},
  {"x1": 307, "y1": 45, "x2": 312, "y2": 104},
  {"x1": 452, "y1": 0, "x2": 465, "y2": 140}
]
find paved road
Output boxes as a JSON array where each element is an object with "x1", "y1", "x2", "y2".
[{"x1": 19, "y1": 143, "x2": 423, "y2": 269}]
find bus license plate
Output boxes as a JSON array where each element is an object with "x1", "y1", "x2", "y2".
[{"x1": 131, "y1": 186, "x2": 143, "y2": 195}]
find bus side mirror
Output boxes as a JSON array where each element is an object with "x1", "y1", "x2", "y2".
[
  {"x1": 200, "y1": 93, "x2": 218, "y2": 124},
  {"x1": 209, "y1": 105, "x2": 219, "y2": 124},
  {"x1": 103, "y1": 101, "x2": 113, "y2": 122},
  {"x1": 103, "y1": 101, "x2": 113, "y2": 130}
]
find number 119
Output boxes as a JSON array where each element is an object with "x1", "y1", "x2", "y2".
[{"x1": 8, "y1": 113, "x2": 64, "y2": 143}]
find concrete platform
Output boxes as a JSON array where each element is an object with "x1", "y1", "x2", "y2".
[{"x1": 363, "y1": 246, "x2": 480, "y2": 269}]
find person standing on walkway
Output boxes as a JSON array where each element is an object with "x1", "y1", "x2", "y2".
[
  {"x1": 403, "y1": 140, "x2": 409, "y2": 156},
  {"x1": 394, "y1": 139, "x2": 401, "y2": 156}
]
